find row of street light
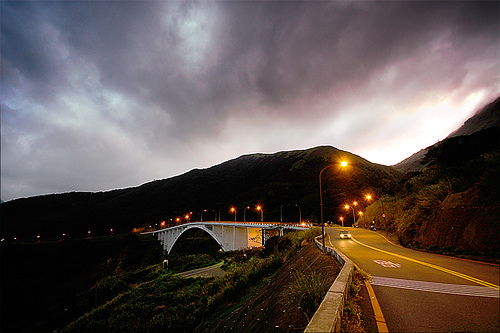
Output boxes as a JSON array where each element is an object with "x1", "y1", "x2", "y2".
[
  {"x1": 155, "y1": 204, "x2": 267, "y2": 230},
  {"x1": 1, "y1": 228, "x2": 115, "y2": 243},
  {"x1": 338, "y1": 194, "x2": 387, "y2": 228},
  {"x1": 154, "y1": 202, "x2": 309, "y2": 231}
]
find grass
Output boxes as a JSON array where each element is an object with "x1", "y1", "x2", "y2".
[
  {"x1": 280, "y1": 264, "x2": 332, "y2": 321},
  {"x1": 341, "y1": 269, "x2": 368, "y2": 333}
]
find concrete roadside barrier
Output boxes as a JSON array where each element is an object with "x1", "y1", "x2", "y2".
[{"x1": 304, "y1": 235, "x2": 354, "y2": 332}]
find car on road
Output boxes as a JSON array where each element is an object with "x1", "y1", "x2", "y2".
[{"x1": 339, "y1": 230, "x2": 352, "y2": 239}]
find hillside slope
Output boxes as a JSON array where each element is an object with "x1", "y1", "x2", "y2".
[
  {"x1": 1, "y1": 146, "x2": 403, "y2": 241},
  {"x1": 367, "y1": 125, "x2": 500, "y2": 257}
]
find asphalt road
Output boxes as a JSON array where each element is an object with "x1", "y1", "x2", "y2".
[{"x1": 324, "y1": 227, "x2": 499, "y2": 332}]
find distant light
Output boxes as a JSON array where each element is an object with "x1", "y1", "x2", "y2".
[
  {"x1": 366, "y1": 195, "x2": 372, "y2": 200},
  {"x1": 341, "y1": 161, "x2": 348, "y2": 167}
]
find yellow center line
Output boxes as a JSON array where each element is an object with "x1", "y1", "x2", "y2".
[
  {"x1": 326, "y1": 233, "x2": 389, "y2": 333},
  {"x1": 350, "y1": 237, "x2": 499, "y2": 290}
]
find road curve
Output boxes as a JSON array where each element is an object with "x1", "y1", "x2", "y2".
[{"x1": 324, "y1": 227, "x2": 499, "y2": 332}]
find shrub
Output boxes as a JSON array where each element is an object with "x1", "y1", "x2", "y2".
[{"x1": 280, "y1": 265, "x2": 331, "y2": 321}]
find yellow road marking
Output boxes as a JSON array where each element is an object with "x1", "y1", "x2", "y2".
[
  {"x1": 326, "y1": 233, "x2": 389, "y2": 333},
  {"x1": 350, "y1": 237, "x2": 499, "y2": 290},
  {"x1": 365, "y1": 278, "x2": 390, "y2": 333}
]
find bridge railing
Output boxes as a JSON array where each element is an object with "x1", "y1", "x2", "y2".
[{"x1": 146, "y1": 221, "x2": 313, "y2": 232}]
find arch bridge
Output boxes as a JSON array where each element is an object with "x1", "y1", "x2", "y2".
[{"x1": 142, "y1": 221, "x2": 311, "y2": 254}]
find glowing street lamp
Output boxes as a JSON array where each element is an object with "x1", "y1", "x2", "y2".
[
  {"x1": 256, "y1": 205, "x2": 263, "y2": 222},
  {"x1": 201, "y1": 209, "x2": 207, "y2": 222},
  {"x1": 339, "y1": 216, "x2": 344, "y2": 227},
  {"x1": 319, "y1": 161, "x2": 348, "y2": 252},
  {"x1": 366, "y1": 193, "x2": 388, "y2": 233},
  {"x1": 345, "y1": 203, "x2": 357, "y2": 227},
  {"x1": 230, "y1": 207, "x2": 237, "y2": 221}
]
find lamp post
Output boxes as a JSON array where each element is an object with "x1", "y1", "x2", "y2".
[
  {"x1": 359, "y1": 211, "x2": 365, "y2": 228},
  {"x1": 366, "y1": 194, "x2": 388, "y2": 233},
  {"x1": 201, "y1": 209, "x2": 207, "y2": 222},
  {"x1": 244, "y1": 206, "x2": 250, "y2": 222},
  {"x1": 230, "y1": 207, "x2": 237, "y2": 221},
  {"x1": 319, "y1": 161, "x2": 348, "y2": 252},
  {"x1": 339, "y1": 216, "x2": 344, "y2": 227},
  {"x1": 280, "y1": 205, "x2": 284, "y2": 223},
  {"x1": 296, "y1": 204, "x2": 301, "y2": 224},
  {"x1": 345, "y1": 202, "x2": 357, "y2": 227},
  {"x1": 256, "y1": 205, "x2": 263, "y2": 222}
]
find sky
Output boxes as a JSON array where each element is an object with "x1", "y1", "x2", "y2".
[{"x1": 1, "y1": 0, "x2": 499, "y2": 202}]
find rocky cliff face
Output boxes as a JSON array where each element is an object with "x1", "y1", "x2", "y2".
[{"x1": 418, "y1": 185, "x2": 499, "y2": 255}]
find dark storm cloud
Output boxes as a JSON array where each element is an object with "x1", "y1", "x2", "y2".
[{"x1": 1, "y1": 1, "x2": 498, "y2": 201}]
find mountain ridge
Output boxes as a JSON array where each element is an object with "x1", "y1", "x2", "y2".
[
  {"x1": 393, "y1": 96, "x2": 500, "y2": 173},
  {"x1": 0, "y1": 145, "x2": 403, "y2": 241}
]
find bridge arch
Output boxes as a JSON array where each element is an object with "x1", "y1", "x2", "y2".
[{"x1": 168, "y1": 224, "x2": 228, "y2": 254}]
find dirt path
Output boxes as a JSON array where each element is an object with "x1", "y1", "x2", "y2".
[
  {"x1": 201, "y1": 243, "x2": 341, "y2": 332},
  {"x1": 176, "y1": 262, "x2": 225, "y2": 278}
]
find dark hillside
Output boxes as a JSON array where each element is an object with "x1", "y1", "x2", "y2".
[
  {"x1": 1, "y1": 234, "x2": 163, "y2": 332},
  {"x1": 366, "y1": 125, "x2": 500, "y2": 257},
  {"x1": 1, "y1": 146, "x2": 403, "y2": 241}
]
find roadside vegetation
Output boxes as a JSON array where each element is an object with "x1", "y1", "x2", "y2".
[
  {"x1": 341, "y1": 269, "x2": 369, "y2": 333},
  {"x1": 61, "y1": 228, "x2": 320, "y2": 332},
  {"x1": 363, "y1": 126, "x2": 499, "y2": 260},
  {"x1": 280, "y1": 265, "x2": 332, "y2": 321}
]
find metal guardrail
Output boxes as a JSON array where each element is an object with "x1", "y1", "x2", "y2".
[{"x1": 304, "y1": 235, "x2": 354, "y2": 332}]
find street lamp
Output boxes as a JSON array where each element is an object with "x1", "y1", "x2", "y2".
[
  {"x1": 295, "y1": 204, "x2": 301, "y2": 224},
  {"x1": 358, "y1": 211, "x2": 365, "y2": 228},
  {"x1": 345, "y1": 203, "x2": 357, "y2": 227},
  {"x1": 319, "y1": 161, "x2": 348, "y2": 252},
  {"x1": 280, "y1": 205, "x2": 284, "y2": 223},
  {"x1": 201, "y1": 209, "x2": 207, "y2": 222},
  {"x1": 339, "y1": 216, "x2": 344, "y2": 227},
  {"x1": 256, "y1": 205, "x2": 263, "y2": 222},
  {"x1": 244, "y1": 206, "x2": 250, "y2": 222},
  {"x1": 366, "y1": 194, "x2": 388, "y2": 233},
  {"x1": 230, "y1": 207, "x2": 237, "y2": 221}
]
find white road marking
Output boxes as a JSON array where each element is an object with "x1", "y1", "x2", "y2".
[
  {"x1": 371, "y1": 276, "x2": 500, "y2": 298},
  {"x1": 373, "y1": 260, "x2": 401, "y2": 268}
]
